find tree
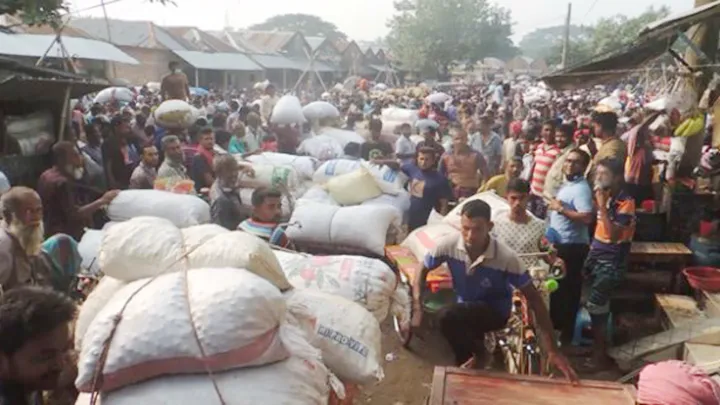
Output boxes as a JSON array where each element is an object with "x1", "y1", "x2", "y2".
[
  {"x1": 588, "y1": 6, "x2": 671, "y2": 57},
  {"x1": 386, "y1": 0, "x2": 517, "y2": 78},
  {"x1": 250, "y1": 13, "x2": 347, "y2": 41},
  {"x1": 519, "y1": 25, "x2": 594, "y2": 60}
]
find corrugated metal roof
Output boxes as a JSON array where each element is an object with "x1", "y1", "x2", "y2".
[
  {"x1": 289, "y1": 57, "x2": 339, "y2": 73},
  {"x1": 305, "y1": 36, "x2": 326, "y2": 52},
  {"x1": 173, "y1": 50, "x2": 262, "y2": 71},
  {"x1": 249, "y1": 54, "x2": 302, "y2": 70},
  {"x1": 242, "y1": 31, "x2": 297, "y2": 53},
  {"x1": 164, "y1": 27, "x2": 238, "y2": 53},
  {"x1": 68, "y1": 18, "x2": 188, "y2": 50},
  {"x1": 223, "y1": 31, "x2": 271, "y2": 54},
  {"x1": 0, "y1": 32, "x2": 139, "y2": 64},
  {"x1": 369, "y1": 64, "x2": 394, "y2": 72}
]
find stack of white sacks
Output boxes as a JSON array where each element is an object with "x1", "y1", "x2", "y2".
[
  {"x1": 75, "y1": 216, "x2": 410, "y2": 404},
  {"x1": 289, "y1": 159, "x2": 411, "y2": 255}
]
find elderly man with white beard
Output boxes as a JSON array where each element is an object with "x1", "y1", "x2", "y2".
[{"x1": 0, "y1": 187, "x2": 50, "y2": 291}]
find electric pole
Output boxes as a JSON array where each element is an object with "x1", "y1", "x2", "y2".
[{"x1": 561, "y1": 2, "x2": 572, "y2": 69}]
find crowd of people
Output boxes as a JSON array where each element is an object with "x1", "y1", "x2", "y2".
[{"x1": 1, "y1": 59, "x2": 720, "y2": 404}]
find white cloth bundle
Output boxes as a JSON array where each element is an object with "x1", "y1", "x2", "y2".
[
  {"x1": 316, "y1": 127, "x2": 365, "y2": 148},
  {"x1": 302, "y1": 101, "x2": 340, "y2": 121},
  {"x1": 313, "y1": 159, "x2": 408, "y2": 195},
  {"x1": 153, "y1": 100, "x2": 195, "y2": 129}
]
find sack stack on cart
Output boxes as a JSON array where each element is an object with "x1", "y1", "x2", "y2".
[
  {"x1": 74, "y1": 217, "x2": 386, "y2": 404},
  {"x1": 286, "y1": 158, "x2": 411, "y2": 255}
]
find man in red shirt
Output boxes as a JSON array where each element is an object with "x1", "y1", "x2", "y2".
[{"x1": 37, "y1": 142, "x2": 119, "y2": 240}]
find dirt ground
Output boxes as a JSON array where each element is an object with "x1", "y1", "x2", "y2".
[{"x1": 357, "y1": 318, "x2": 628, "y2": 405}]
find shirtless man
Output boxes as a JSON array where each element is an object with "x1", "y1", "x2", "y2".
[{"x1": 160, "y1": 61, "x2": 190, "y2": 101}]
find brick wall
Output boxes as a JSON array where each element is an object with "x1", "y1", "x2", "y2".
[{"x1": 110, "y1": 47, "x2": 175, "y2": 85}]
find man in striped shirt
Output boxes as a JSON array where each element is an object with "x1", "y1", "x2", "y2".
[{"x1": 528, "y1": 120, "x2": 560, "y2": 218}]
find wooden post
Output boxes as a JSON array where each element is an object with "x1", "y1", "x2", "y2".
[
  {"x1": 561, "y1": 3, "x2": 572, "y2": 69},
  {"x1": 58, "y1": 84, "x2": 72, "y2": 141}
]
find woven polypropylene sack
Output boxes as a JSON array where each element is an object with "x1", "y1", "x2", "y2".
[
  {"x1": 286, "y1": 289, "x2": 384, "y2": 384},
  {"x1": 76, "y1": 268, "x2": 288, "y2": 392},
  {"x1": 325, "y1": 168, "x2": 383, "y2": 206},
  {"x1": 106, "y1": 190, "x2": 210, "y2": 228},
  {"x1": 276, "y1": 252, "x2": 397, "y2": 322},
  {"x1": 74, "y1": 277, "x2": 127, "y2": 350},
  {"x1": 100, "y1": 357, "x2": 330, "y2": 405}
]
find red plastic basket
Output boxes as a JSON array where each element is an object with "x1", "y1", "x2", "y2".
[{"x1": 683, "y1": 267, "x2": 720, "y2": 292}]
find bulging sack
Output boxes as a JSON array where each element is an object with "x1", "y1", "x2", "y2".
[
  {"x1": 99, "y1": 357, "x2": 330, "y2": 405},
  {"x1": 401, "y1": 223, "x2": 459, "y2": 260},
  {"x1": 270, "y1": 95, "x2": 306, "y2": 125},
  {"x1": 245, "y1": 152, "x2": 318, "y2": 180},
  {"x1": 76, "y1": 268, "x2": 289, "y2": 392},
  {"x1": 286, "y1": 289, "x2": 384, "y2": 384},
  {"x1": 325, "y1": 167, "x2": 383, "y2": 206},
  {"x1": 100, "y1": 218, "x2": 291, "y2": 290},
  {"x1": 236, "y1": 161, "x2": 301, "y2": 192},
  {"x1": 316, "y1": 127, "x2": 365, "y2": 148},
  {"x1": 313, "y1": 159, "x2": 407, "y2": 195},
  {"x1": 277, "y1": 252, "x2": 398, "y2": 321},
  {"x1": 75, "y1": 277, "x2": 127, "y2": 350},
  {"x1": 303, "y1": 101, "x2": 340, "y2": 121},
  {"x1": 106, "y1": 190, "x2": 210, "y2": 228},
  {"x1": 78, "y1": 230, "x2": 103, "y2": 275},
  {"x1": 443, "y1": 191, "x2": 512, "y2": 229},
  {"x1": 287, "y1": 201, "x2": 401, "y2": 255},
  {"x1": 297, "y1": 135, "x2": 344, "y2": 161},
  {"x1": 153, "y1": 100, "x2": 195, "y2": 129}
]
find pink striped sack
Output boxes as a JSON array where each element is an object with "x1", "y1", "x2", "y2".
[{"x1": 76, "y1": 268, "x2": 307, "y2": 392}]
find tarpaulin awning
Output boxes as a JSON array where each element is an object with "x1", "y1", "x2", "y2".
[
  {"x1": 173, "y1": 50, "x2": 263, "y2": 71},
  {"x1": 541, "y1": 35, "x2": 677, "y2": 90},
  {"x1": 0, "y1": 76, "x2": 109, "y2": 102},
  {"x1": 0, "y1": 32, "x2": 139, "y2": 65}
]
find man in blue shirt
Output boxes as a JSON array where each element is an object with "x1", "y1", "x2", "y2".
[
  {"x1": 411, "y1": 200, "x2": 578, "y2": 381},
  {"x1": 375, "y1": 148, "x2": 452, "y2": 231},
  {"x1": 546, "y1": 148, "x2": 594, "y2": 344}
]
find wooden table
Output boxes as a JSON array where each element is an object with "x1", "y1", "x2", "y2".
[
  {"x1": 429, "y1": 367, "x2": 637, "y2": 405},
  {"x1": 630, "y1": 242, "x2": 693, "y2": 292}
]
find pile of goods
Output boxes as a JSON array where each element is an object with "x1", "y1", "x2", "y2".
[
  {"x1": 74, "y1": 217, "x2": 396, "y2": 404},
  {"x1": 286, "y1": 158, "x2": 411, "y2": 255}
]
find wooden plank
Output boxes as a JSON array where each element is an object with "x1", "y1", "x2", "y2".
[
  {"x1": 655, "y1": 294, "x2": 705, "y2": 329},
  {"x1": 684, "y1": 343, "x2": 720, "y2": 374},
  {"x1": 428, "y1": 368, "x2": 635, "y2": 405},
  {"x1": 429, "y1": 366, "x2": 447, "y2": 405},
  {"x1": 609, "y1": 317, "x2": 720, "y2": 371},
  {"x1": 631, "y1": 242, "x2": 692, "y2": 255}
]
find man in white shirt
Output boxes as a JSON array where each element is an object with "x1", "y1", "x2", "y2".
[
  {"x1": 492, "y1": 178, "x2": 546, "y2": 270},
  {"x1": 394, "y1": 123, "x2": 416, "y2": 164}
]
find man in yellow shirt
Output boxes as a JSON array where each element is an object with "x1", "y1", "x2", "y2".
[{"x1": 478, "y1": 156, "x2": 523, "y2": 198}]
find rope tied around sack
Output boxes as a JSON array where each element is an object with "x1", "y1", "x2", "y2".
[{"x1": 88, "y1": 231, "x2": 227, "y2": 405}]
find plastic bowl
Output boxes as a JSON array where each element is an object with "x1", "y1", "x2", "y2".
[{"x1": 683, "y1": 267, "x2": 720, "y2": 292}]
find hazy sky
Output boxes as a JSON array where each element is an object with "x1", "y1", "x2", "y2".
[{"x1": 69, "y1": 0, "x2": 692, "y2": 43}]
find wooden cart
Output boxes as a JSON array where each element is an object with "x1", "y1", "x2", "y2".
[{"x1": 429, "y1": 367, "x2": 637, "y2": 405}]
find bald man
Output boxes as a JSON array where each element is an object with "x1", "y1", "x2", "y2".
[{"x1": 0, "y1": 187, "x2": 48, "y2": 291}]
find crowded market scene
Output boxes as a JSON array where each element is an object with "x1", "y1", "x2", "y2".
[{"x1": 1, "y1": 0, "x2": 720, "y2": 403}]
